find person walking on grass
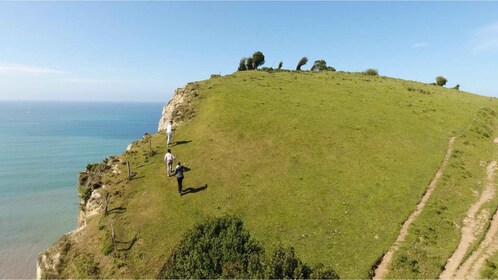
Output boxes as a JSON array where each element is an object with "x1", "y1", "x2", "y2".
[
  {"x1": 166, "y1": 120, "x2": 174, "y2": 147},
  {"x1": 164, "y1": 149, "x2": 175, "y2": 176},
  {"x1": 173, "y1": 161, "x2": 187, "y2": 195}
]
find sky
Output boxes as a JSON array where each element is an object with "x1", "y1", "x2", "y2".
[{"x1": 0, "y1": 2, "x2": 498, "y2": 102}]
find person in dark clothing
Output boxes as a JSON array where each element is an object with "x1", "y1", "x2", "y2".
[{"x1": 173, "y1": 162, "x2": 188, "y2": 195}]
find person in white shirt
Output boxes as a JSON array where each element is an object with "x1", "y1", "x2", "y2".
[
  {"x1": 166, "y1": 120, "x2": 174, "y2": 147},
  {"x1": 164, "y1": 149, "x2": 175, "y2": 176}
]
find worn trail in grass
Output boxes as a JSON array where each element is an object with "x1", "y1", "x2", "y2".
[
  {"x1": 440, "y1": 159, "x2": 497, "y2": 279},
  {"x1": 373, "y1": 137, "x2": 455, "y2": 279}
]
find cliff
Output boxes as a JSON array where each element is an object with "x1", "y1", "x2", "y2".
[
  {"x1": 37, "y1": 83, "x2": 198, "y2": 279},
  {"x1": 157, "y1": 83, "x2": 199, "y2": 132}
]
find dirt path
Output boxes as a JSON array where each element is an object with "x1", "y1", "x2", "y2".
[
  {"x1": 439, "y1": 161, "x2": 497, "y2": 279},
  {"x1": 373, "y1": 137, "x2": 455, "y2": 279}
]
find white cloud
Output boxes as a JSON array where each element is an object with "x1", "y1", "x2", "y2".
[
  {"x1": 472, "y1": 22, "x2": 498, "y2": 54},
  {"x1": 0, "y1": 63, "x2": 65, "y2": 74},
  {"x1": 411, "y1": 42, "x2": 430, "y2": 48}
]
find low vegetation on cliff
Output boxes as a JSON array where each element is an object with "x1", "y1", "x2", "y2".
[{"x1": 40, "y1": 70, "x2": 498, "y2": 278}]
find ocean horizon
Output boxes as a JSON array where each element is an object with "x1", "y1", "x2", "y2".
[{"x1": 0, "y1": 100, "x2": 164, "y2": 278}]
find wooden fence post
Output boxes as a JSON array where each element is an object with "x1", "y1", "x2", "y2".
[
  {"x1": 110, "y1": 221, "x2": 117, "y2": 253},
  {"x1": 104, "y1": 193, "x2": 110, "y2": 215},
  {"x1": 126, "y1": 161, "x2": 131, "y2": 180},
  {"x1": 149, "y1": 139, "x2": 152, "y2": 157}
]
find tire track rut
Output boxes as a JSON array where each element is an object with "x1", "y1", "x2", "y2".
[{"x1": 373, "y1": 137, "x2": 455, "y2": 279}]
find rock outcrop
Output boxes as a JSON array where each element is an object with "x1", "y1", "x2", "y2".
[
  {"x1": 157, "y1": 83, "x2": 199, "y2": 132},
  {"x1": 37, "y1": 156, "x2": 120, "y2": 279}
]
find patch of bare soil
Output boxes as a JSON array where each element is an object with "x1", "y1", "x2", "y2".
[{"x1": 439, "y1": 161, "x2": 497, "y2": 279}]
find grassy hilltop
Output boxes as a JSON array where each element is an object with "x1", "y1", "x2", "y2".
[{"x1": 47, "y1": 70, "x2": 498, "y2": 278}]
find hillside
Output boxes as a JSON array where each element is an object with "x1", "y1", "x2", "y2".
[{"x1": 39, "y1": 70, "x2": 498, "y2": 279}]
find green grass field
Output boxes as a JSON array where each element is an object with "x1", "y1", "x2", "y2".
[{"x1": 50, "y1": 70, "x2": 498, "y2": 278}]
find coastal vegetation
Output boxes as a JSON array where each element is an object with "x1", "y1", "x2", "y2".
[{"x1": 40, "y1": 70, "x2": 498, "y2": 278}]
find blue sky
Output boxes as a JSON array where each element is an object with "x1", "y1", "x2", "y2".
[{"x1": 0, "y1": 2, "x2": 497, "y2": 102}]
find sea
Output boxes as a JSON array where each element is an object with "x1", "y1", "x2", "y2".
[{"x1": 0, "y1": 101, "x2": 164, "y2": 278}]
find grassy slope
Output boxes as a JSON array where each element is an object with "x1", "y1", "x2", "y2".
[{"x1": 57, "y1": 71, "x2": 498, "y2": 279}]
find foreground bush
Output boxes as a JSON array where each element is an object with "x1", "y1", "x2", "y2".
[{"x1": 158, "y1": 215, "x2": 339, "y2": 279}]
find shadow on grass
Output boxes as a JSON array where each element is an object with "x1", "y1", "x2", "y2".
[
  {"x1": 117, "y1": 235, "x2": 137, "y2": 251},
  {"x1": 181, "y1": 184, "x2": 208, "y2": 196},
  {"x1": 174, "y1": 140, "x2": 192, "y2": 146},
  {"x1": 107, "y1": 207, "x2": 127, "y2": 214},
  {"x1": 131, "y1": 175, "x2": 145, "y2": 180}
]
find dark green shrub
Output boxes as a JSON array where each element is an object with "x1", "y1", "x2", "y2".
[
  {"x1": 158, "y1": 215, "x2": 340, "y2": 279},
  {"x1": 238, "y1": 58, "x2": 248, "y2": 71},
  {"x1": 158, "y1": 215, "x2": 263, "y2": 279},
  {"x1": 311, "y1": 263, "x2": 340, "y2": 279},
  {"x1": 296, "y1": 57, "x2": 308, "y2": 71},
  {"x1": 436, "y1": 76, "x2": 447, "y2": 86},
  {"x1": 86, "y1": 163, "x2": 98, "y2": 171},
  {"x1": 246, "y1": 57, "x2": 254, "y2": 70},
  {"x1": 210, "y1": 74, "x2": 221, "y2": 78},
  {"x1": 310, "y1": 60, "x2": 335, "y2": 71},
  {"x1": 262, "y1": 246, "x2": 312, "y2": 279},
  {"x1": 77, "y1": 185, "x2": 92, "y2": 203},
  {"x1": 278, "y1": 61, "x2": 283, "y2": 70},
  {"x1": 252, "y1": 51, "x2": 265, "y2": 69},
  {"x1": 453, "y1": 84, "x2": 460, "y2": 90},
  {"x1": 363, "y1": 69, "x2": 379, "y2": 76}
]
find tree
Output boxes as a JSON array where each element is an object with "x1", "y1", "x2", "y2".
[
  {"x1": 296, "y1": 57, "x2": 308, "y2": 71},
  {"x1": 246, "y1": 57, "x2": 254, "y2": 70},
  {"x1": 238, "y1": 58, "x2": 247, "y2": 71},
  {"x1": 453, "y1": 84, "x2": 460, "y2": 90},
  {"x1": 252, "y1": 51, "x2": 265, "y2": 69},
  {"x1": 436, "y1": 76, "x2": 447, "y2": 86},
  {"x1": 277, "y1": 61, "x2": 283, "y2": 70}
]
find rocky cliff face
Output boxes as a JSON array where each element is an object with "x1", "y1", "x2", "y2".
[
  {"x1": 157, "y1": 83, "x2": 199, "y2": 132},
  {"x1": 37, "y1": 82, "x2": 201, "y2": 279},
  {"x1": 36, "y1": 156, "x2": 121, "y2": 279}
]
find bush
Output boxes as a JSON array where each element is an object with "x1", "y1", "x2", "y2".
[
  {"x1": 262, "y1": 246, "x2": 312, "y2": 279},
  {"x1": 158, "y1": 215, "x2": 339, "y2": 279},
  {"x1": 310, "y1": 60, "x2": 335, "y2": 71},
  {"x1": 246, "y1": 57, "x2": 254, "y2": 70},
  {"x1": 210, "y1": 74, "x2": 221, "y2": 79},
  {"x1": 238, "y1": 58, "x2": 248, "y2": 71},
  {"x1": 158, "y1": 215, "x2": 263, "y2": 279},
  {"x1": 363, "y1": 69, "x2": 379, "y2": 76},
  {"x1": 252, "y1": 51, "x2": 265, "y2": 69},
  {"x1": 278, "y1": 61, "x2": 283, "y2": 70},
  {"x1": 436, "y1": 76, "x2": 447, "y2": 86},
  {"x1": 296, "y1": 57, "x2": 308, "y2": 71},
  {"x1": 86, "y1": 163, "x2": 98, "y2": 171},
  {"x1": 453, "y1": 84, "x2": 460, "y2": 90},
  {"x1": 311, "y1": 263, "x2": 340, "y2": 279},
  {"x1": 77, "y1": 185, "x2": 92, "y2": 203}
]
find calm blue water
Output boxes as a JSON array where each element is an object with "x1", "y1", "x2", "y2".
[{"x1": 0, "y1": 101, "x2": 164, "y2": 278}]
